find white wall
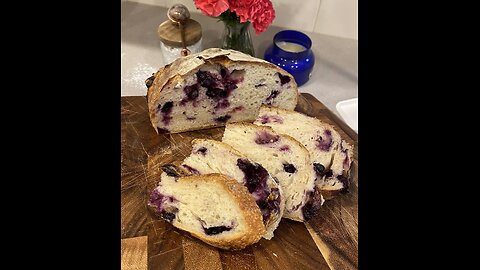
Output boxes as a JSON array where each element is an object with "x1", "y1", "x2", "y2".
[{"x1": 127, "y1": 0, "x2": 357, "y2": 40}]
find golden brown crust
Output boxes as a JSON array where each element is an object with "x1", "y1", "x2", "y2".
[
  {"x1": 173, "y1": 173, "x2": 265, "y2": 250},
  {"x1": 319, "y1": 189, "x2": 342, "y2": 201},
  {"x1": 146, "y1": 48, "x2": 299, "y2": 133}
]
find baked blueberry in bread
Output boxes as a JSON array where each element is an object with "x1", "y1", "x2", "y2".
[
  {"x1": 222, "y1": 123, "x2": 323, "y2": 222},
  {"x1": 146, "y1": 48, "x2": 298, "y2": 134},
  {"x1": 181, "y1": 139, "x2": 284, "y2": 239},
  {"x1": 148, "y1": 173, "x2": 266, "y2": 250},
  {"x1": 254, "y1": 106, "x2": 354, "y2": 199}
]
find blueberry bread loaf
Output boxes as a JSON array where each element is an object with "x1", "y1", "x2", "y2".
[
  {"x1": 222, "y1": 123, "x2": 323, "y2": 222},
  {"x1": 254, "y1": 106, "x2": 354, "y2": 199},
  {"x1": 148, "y1": 173, "x2": 266, "y2": 250},
  {"x1": 181, "y1": 139, "x2": 284, "y2": 240},
  {"x1": 146, "y1": 48, "x2": 298, "y2": 134}
]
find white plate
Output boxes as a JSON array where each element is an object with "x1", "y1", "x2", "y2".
[{"x1": 336, "y1": 98, "x2": 358, "y2": 133}]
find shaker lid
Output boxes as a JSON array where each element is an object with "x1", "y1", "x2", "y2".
[{"x1": 158, "y1": 4, "x2": 202, "y2": 47}]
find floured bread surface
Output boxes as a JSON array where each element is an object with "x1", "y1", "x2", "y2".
[
  {"x1": 148, "y1": 173, "x2": 265, "y2": 250},
  {"x1": 222, "y1": 123, "x2": 323, "y2": 222},
  {"x1": 146, "y1": 48, "x2": 298, "y2": 134},
  {"x1": 254, "y1": 106, "x2": 354, "y2": 199},
  {"x1": 181, "y1": 139, "x2": 284, "y2": 240}
]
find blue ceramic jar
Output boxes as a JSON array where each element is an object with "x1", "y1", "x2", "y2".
[{"x1": 264, "y1": 30, "x2": 315, "y2": 86}]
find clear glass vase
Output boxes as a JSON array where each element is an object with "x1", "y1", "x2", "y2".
[{"x1": 220, "y1": 20, "x2": 255, "y2": 57}]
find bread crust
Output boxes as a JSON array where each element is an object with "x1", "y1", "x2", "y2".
[
  {"x1": 318, "y1": 188, "x2": 343, "y2": 200},
  {"x1": 146, "y1": 48, "x2": 299, "y2": 133},
  {"x1": 169, "y1": 173, "x2": 266, "y2": 250}
]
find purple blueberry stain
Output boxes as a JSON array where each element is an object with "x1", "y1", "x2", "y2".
[
  {"x1": 323, "y1": 169, "x2": 333, "y2": 178},
  {"x1": 254, "y1": 131, "x2": 280, "y2": 144},
  {"x1": 316, "y1": 130, "x2": 333, "y2": 151},
  {"x1": 279, "y1": 145, "x2": 290, "y2": 152},
  {"x1": 148, "y1": 189, "x2": 177, "y2": 214},
  {"x1": 302, "y1": 186, "x2": 323, "y2": 221},
  {"x1": 196, "y1": 147, "x2": 208, "y2": 155},
  {"x1": 180, "y1": 84, "x2": 200, "y2": 106},
  {"x1": 160, "y1": 101, "x2": 174, "y2": 125},
  {"x1": 214, "y1": 99, "x2": 230, "y2": 110},
  {"x1": 148, "y1": 189, "x2": 164, "y2": 212},
  {"x1": 203, "y1": 225, "x2": 232, "y2": 235},
  {"x1": 160, "y1": 211, "x2": 176, "y2": 223},
  {"x1": 206, "y1": 87, "x2": 227, "y2": 99},
  {"x1": 161, "y1": 164, "x2": 181, "y2": 177},
  {"x1": 257, "y1": 115, "x2": 270, "y2": 124},
  {"x1": 278, "y1": 73, "x2": 291, "y2": 85},
  {"x1": 265, "y1": 90, "x2": 280, "y2": 104},
  {"x1": 283, "y1": 163, "x2": 297, "y2": 173},
  {"x1": 215, "y1": 115, "x2": 231, "y2": 123},
  {"x1": 223, "y1": 80, "x2": 237, "y2": 91},
  {"x1": 237, "y1": 159, "x2": 269, "y2": 195},
  {"x1": 257, "y1": 114, "x2": 284, "y2": 124},
  {"x1": 258, "y1": 187, "x2": 281, "y2": 222},
  {"x1": 160, "y1": 101, "x2": 173, "y2": 113},
  {"x1": 337, "y1": 174, "x2": 350, "y2": 192},
  {"x1": 182, "y1": 164, "x2": 200, "y2": 175},
  {"x1": 236, "y1": 158, "x2": 279, "y2": 223},
  {"x1": 196, "y1": 69, "x2": 245, "y2": 112},
  {"x1": 197, "y1": 70, "x2": 215, "y2": 88}
]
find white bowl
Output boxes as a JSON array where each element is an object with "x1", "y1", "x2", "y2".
[{"x1": 336, "y1": 98, "x2": 358, "y2": 133}]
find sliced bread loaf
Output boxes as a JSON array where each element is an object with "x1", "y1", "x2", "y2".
[
  {"x1": 254, "y1": 106, "x2": 354, "y2": 199},
  {"x1": 222, "y1": 123, "x2": 323, "y2": 222},
  {"x1": 146, "y1": 48, "x2": 298, "y2": 134},
  {"x1": 181, "y1": 139, "x2": 284, "y2": 239},
  {"x1": 148, "y1": 173, "x2": 265, "y2": 250}
]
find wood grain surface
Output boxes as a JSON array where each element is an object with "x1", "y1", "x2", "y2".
[
  {"x1": 122, "y1": 236, "x2": 148, "y2": 270},
  {"x1": 121, "y1": 93, "x2": 358, "y2": 270}
]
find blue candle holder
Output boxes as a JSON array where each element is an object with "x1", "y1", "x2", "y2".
[{"x1": 264, "y1": 30, "x2": 315, "y2": 86}]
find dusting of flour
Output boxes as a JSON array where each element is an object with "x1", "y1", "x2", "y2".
[{"x1": 122, "y1": 62, "x2": 157, "y2": 96}]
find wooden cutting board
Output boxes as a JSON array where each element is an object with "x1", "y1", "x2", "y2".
[{"x1": 121, "y1": 93, "x2": 358, "y2": 270}]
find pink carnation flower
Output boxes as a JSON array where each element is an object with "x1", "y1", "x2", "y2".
[
  {"x1": 194, "y1": 0, "x2": 230, "y2": 17},
  {"x1": 249, "y1": 0, "x2": 276, "y2": 34},
  {"x1": 228, "y1": 0, "x2": 255, "y2": 23}
]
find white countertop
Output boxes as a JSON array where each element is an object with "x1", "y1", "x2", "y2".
[{"x1": 121, "y1": 2, "x2": 357, "y2": 121}]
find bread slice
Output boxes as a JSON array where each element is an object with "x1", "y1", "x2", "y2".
[
  {"x1": 254, "y1": 106, "x2": 354, "y2": 199},
  {"x1": 181, "y1": 139, "x2": 284, "y2": 239},
  {"x1": 146, "y1": 48, "x2": 299, "y2": 134},
  {"x1": 222, "y1": 123, "x2": 323, "y2": 222},
  {"x1": 148, "y1": 173, "x2": 265, "y2": 250}
]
